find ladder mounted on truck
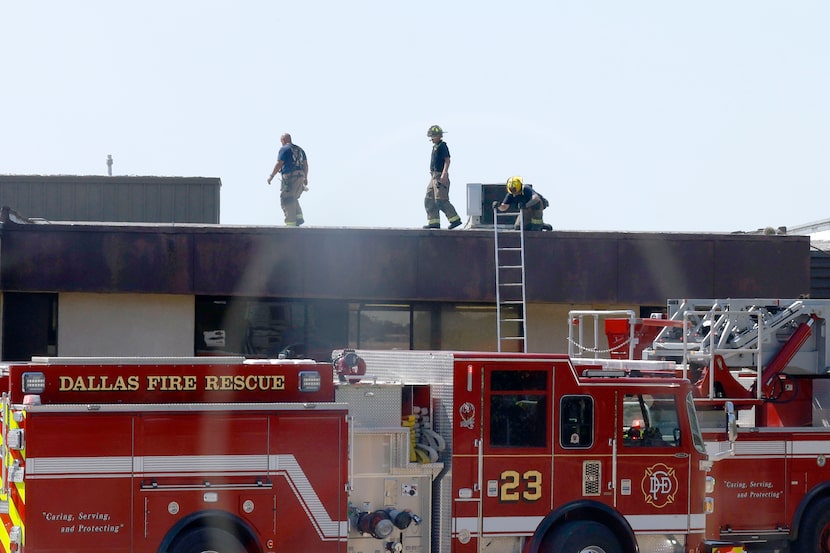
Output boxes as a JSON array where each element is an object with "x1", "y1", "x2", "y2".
[
  {"x1": 571, "y1": 299, "x2": 830, "y2": 404},
  {"x1": 649, "y1": 299, "x2": 811, "y2": 362},
  {"x1": 645, "y1": 299, "x2": 830, "y2": 399},
  {"x1": 493, "y1": 205, "x2": 527, "y2": 352}
]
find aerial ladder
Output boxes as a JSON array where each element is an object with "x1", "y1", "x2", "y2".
[
  {"x1": 493, "y1": 204, "x2": 527, "y2": 352},
  {"x1": 645, "y1": 299, "x2": 827, "y2": 401}
]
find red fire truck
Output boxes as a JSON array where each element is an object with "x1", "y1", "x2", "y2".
[
  {"x1": 572, "y1": 298, "x2": 830, "y2": 553},
  {"x1": 0, "y1": 351, "x2": 712, "y2": 553}
]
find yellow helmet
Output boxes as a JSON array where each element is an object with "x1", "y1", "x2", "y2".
[
  {"x1": 427, "y1": 125, "x2": 444, "y2": 137},
  {"x1": 506, "y1": 176, "x2": 523, "y2": 195}
]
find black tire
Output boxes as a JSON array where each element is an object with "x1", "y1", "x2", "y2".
[
  {"x1": 168, "y1": 527, "x2": 248, "y2": 553},
  {"x1": 543, "y1": 521, "x2": 623, "y2": 553},
  {"x1": 796, "y1": 497, "x2": 830, "y2": 553}
]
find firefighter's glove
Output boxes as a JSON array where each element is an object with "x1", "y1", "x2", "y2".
[{"x1": 492, "y1": 201, "x2": 500, "y2": 209}]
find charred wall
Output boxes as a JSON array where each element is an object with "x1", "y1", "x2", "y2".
[{"x1": 0, "y1": 220, "x2": 810, "y2": 304}]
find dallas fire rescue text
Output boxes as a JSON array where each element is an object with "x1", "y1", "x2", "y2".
[{"x1": 57, "y1": 373, "x2": 286, "y2": 392}]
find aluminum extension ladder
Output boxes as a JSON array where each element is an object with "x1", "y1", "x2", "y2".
[{"x1": 493, "y1": 206, "x2": 528, "y2": 352}]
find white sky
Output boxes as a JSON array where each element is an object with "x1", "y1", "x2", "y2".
[{"x1": 2, "y1": 1, "x2": 828, "y2": 232}]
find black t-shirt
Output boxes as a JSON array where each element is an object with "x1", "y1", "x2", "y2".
[
  {"x1": 502, "y1": 188, "x2": 534, "y2": 206},
  {"x1": 430, "y1": 141, "x2": 450, "y2": 172}
]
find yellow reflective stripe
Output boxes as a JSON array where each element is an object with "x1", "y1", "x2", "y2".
[
  {"x1": 8, "y1": 485, "x2": 24, "y2": 536},
  {"x1": 13, "y1": 478, "x2": 24, "y2": 510},
  {"x1": 2, "y1": 400, "x2": 9, "y2": 476},
  {"x1": 0, "y1": 399, "x2": 10, "y2": 551},
  {"x1": 7, "y1": 411, "x2": 25, "y2": 546}
]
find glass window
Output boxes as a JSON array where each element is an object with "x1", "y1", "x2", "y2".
[
  {"x1": 195, "y1": 299, "x2": 499, "y2": 359},
  {"x1": 412, "y1": 305, "x2": 439, "y2": 350},
  {"x1": 560, "y1": 395, "x2": 593, "y2": 448},
  {"x1": 195, "y1": 297, "x2": 348, "y2": 361},
  {"x1": 352, "y1": 304, "x2": 410, "y2": 350},
  {"x1": 413, "y1": 303, "x2": 498, "y2": 351},
  {"x1": 492, "y1": 370, "x2": 547, "y2": 391},
  {"x1": 439, "y1": 304, "x2": 498, "y2": 351},
  {"x1": 195, "y1": 297, "x2": 305, "y2": 357},
  {"x1": 489, "y1": 370, "x2": 547, "y2": 448},
  {"x1": 622, "y1": 393, "x2": 681, "y2": 448}
]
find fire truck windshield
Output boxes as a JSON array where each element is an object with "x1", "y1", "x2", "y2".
[{"x1": 685, "y1": 392, "x2": 707, "y2": 454}]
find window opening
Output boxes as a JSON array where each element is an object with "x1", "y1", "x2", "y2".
[
  {"x1": 560, "y1": 395, "x2": 593, "y2": 448},
  {"x1": 489, "y1": 370, "x2": 547, "y2": 448},
  {"x1": 622, "y1": 393, "x2": 681, "y2": 448}
]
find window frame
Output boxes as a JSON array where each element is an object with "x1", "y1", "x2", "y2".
[{"x1": 559, "y1": 394, "x2": 594, "y2": 449}]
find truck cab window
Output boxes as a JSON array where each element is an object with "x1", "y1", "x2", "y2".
[
  {"x1": 622, "y1": 393, "x2": 680, "y2": 448},
  {"x1": 488, "y1": 370, "x2": 547, "y2": 448},
  {"x1": 560, "y1": 395, "x2": 593, "y2": 448}
]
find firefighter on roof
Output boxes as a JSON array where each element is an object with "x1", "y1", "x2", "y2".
[
  {"x1": 423, "y1": 125, "x2": 462, "y2": 230},
  {"x1": 267, "y1": 133, "x2": 309, "y2": 227},
  {"x1": 493, "y1": 175, "x2": 552, "y2": 231}
]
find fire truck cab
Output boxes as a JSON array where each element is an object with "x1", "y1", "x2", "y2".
[
  {"x1": 577, "y1": 299, "x2": 830, "y2": 553},
  {"x1": 342, "y1": 350, "x2": 711, "y2": 553}
]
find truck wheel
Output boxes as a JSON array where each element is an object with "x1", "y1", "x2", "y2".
[
  {"x1": 168, "y1": 527, "x2": 248, "y2": 553},
  {"x1": 543, "y1": 521, "x2": 622, "y2": 553},
  {"x1": 796, "y1": 497, "x2": 830, "y2": 553}
]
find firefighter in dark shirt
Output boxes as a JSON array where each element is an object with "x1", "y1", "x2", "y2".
[
  {"x1": 267, "y1": 133, "x2": 309, "y2": 227},
  {"x1": 493, "y1": 176, "x2": 551, "y2": 231},
  {"x1": 423, "y1": 125, "x2": 462, "y2": 230}
]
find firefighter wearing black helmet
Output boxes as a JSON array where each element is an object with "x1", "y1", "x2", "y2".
[{"x1": 423, "y1": 125, "x2": 462, "y2": 230}]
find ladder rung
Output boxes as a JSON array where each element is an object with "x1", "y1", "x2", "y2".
[
  {"x1": 500, "y1": 300, "x2": 524, "y2": 305},
  {"x1": 498, "y1": 247, "x2": 522, "y2": 252},
  {"x1": 500, "y1": 283, "x2": 523, "y2": 287},
  {"x1": 501, "y1": 318, "x2": 525, "y2": 323},
  {"x1": 500, "y1": 337, "x2": 525, "y2": 341},
  {"x1": 499, "y1": 265, "x2": 523, "y2": 269}
]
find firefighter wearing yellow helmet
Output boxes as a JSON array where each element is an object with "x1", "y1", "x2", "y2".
[
  {"x1": 493, "y1": 176, "x2": 552, "y2": 231},
  {"x1": 423, "y1": 125, "x2": 462, "y2": 230}
]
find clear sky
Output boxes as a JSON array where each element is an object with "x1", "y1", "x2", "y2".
[{"x1": 2, "y1": 2, "x2": 827, "y2": 233}]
